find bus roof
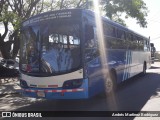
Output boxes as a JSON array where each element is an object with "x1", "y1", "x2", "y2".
[{"x1": 23, "y1": 8, "x2": 149, "y2": 40}]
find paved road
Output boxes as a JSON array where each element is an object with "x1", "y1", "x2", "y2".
[{"x1": 0, "y1": 62, "x2": 160, "y2": 120}]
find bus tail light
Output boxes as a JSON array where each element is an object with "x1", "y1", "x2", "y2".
[{"x1": 62, "y1": 79, "x2": 83, "y2": 89}]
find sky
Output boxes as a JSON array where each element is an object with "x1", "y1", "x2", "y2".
[
  {"x1": 125, "y1": 0, "x2": 160, "y2": 51},
  {"x1": 0, "y1": 0, "x2": 160, "y2": 51}
]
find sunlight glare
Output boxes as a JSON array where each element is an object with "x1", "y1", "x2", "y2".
[
  {"x1": 93, "y1": 0, "x2": 118, "y2": 111},
  {"x1": 93, "y1": 0, "x2": 108, "y2": 74}
]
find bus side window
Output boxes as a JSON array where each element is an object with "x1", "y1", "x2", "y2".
[
  {"x1": 144, "y1": 39, "x2": 148, "y2": 51},
  {"x1": 126, "y1": 33, "x2": 133, "y2": 41},
  {"x1": 138, "y1": 37, "x2": 144, "y2": 51},
  {"x1": 147, "y1": 40, "x2": 150, "y2": 51},
  {"x1": 130, "y1": 35, "x2": 138, "y2": 50},
  {"x1": 126, "y1": 33, "x2": 131, "y2": 49},
  {"x1": 85, "y1": 25, "x2": 94, "y2": 41},
  {"x1": 117, "y1": 29, "x2": 126, "y2": 40},
  {"x1": 111, "y1": 26, "x2": 116, "y2": 37},
  {"x1": 85, "y1": 25, "x2": 99, "y2": 62},
  {"x1": 85, "y1": 25, "x2": 98, "y2": 49},
  {"x1": 130, "y1": 34, "x2": 133, "y2": 41},
  {"x1": 105, "y1": 24, "x2": 116, "y2": 37}
]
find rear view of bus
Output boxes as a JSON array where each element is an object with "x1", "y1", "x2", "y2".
[{"x1": 19, "y1": 9, "x2": 88, "y2": 99}]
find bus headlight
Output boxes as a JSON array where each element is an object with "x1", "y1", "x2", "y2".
[
  {"x1": 20, "y1": 79, "x2": 29, "y2": 88},
  {"x1": 62, "y1": 79, "x2": 83, "y2": 89}
]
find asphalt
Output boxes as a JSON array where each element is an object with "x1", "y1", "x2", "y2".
[
  {"x1": 0, "y1": 78, "x2": 21, "y2": 96},
  {"x1": 0, "y1": 61, "x2": 159, "y2": 97}
]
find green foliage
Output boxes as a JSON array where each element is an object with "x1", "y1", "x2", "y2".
[
  {"x1": 0, "y1": 4, "x2": 21, "y2": 31},
  {"x1": 1, "y1": 0, "x2": 148, "y2": 28},
  {"x1": 103, "y1": 0, "x2": 148, "y2": 27},
  {"x1": 0, "y1": 4, "x2": 10, "y2": 22}
]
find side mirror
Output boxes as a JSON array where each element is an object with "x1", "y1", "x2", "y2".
[{"x1": 85, "y1": 25, "x2": 94, "y2": 40}]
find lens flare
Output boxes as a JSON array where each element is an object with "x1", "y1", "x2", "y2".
[
  {"x1": 93, "y1": 0, "x2": 107, "y2": 67},
  {"x1": 93, "y1": 0, "x2": 118, "y2": 110}
]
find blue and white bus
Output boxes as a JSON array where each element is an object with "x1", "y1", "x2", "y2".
[{"x1": 19, "y1": 9, "x2": 151, "y2": 99}]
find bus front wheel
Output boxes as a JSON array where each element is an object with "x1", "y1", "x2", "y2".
[
  {"x1": 142, "y1": 62, "x2": 147, "y2": 76},
  {"x1": 104, "y1": 71, "x2": 117, "y2": 95}
]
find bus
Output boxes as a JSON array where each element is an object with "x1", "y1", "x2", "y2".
[
  {"x1": 150, "y1": 43, "x2": 156, "y2": 63},
  {"x1": 19, "y1": 9, "x2": 151, "y2": 99}
]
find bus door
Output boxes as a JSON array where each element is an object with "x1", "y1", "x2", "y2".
[{"x1": 84, "y1": 24, "x2": 103, "y2": 96}]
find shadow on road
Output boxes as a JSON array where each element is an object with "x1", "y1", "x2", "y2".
[
  {"x1": 2, "y1": 72, "x2": 158, "y2": 120},
  {"x1": 1, "y1": 72, "x2": 160, "y2": 120},
  {"x1": 115, "y1": 73, "x2": 160, "y2": 111}
]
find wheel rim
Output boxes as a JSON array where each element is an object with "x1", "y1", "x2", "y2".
[{"x1": 105, "y1": 77, "x2": 113, "y2": 93}]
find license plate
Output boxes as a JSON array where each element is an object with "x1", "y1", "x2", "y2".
[{"x1": 37, "y1": 91, "x2": 45, "y2": 97}]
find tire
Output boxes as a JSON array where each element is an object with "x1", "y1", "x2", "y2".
[
  {"x1": 142, "y1": 62, "x2": 147, "y2": 76},
  {"x1": 104, "y1": 71, "x2": 117, "y2": 95}
]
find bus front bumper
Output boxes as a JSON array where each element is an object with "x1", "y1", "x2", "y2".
[{"x1": 20, "y1": 79, "x2": 89, "y2": 99}]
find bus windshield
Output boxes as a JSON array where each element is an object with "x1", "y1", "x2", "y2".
[{"x1": 20, "y1": 23, "x2": 81, "y2": 75}]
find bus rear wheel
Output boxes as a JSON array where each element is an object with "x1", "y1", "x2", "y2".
[{"x1": 142, "y1": 62, "x2": 147, "y2": 76}]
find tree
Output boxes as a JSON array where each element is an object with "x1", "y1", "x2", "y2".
[
  {"x1": 0, "y1": 0, "x2": 148, "y2": 59},
  {"x1": 7, "y1": 0, "x2": 42, "y2": 59},
  {"x1": 0, "y1": 0, "x2": 41, "y2": 59},
  {"x1": 41, "y1": 0, "x2": 89, "y2": 10},
  {"x1": 48, "y1": 0, "x2": 148, "y2": 27},
  {"x1": 102, "y1": 0, "x2": 148, "y2": 27},
  {"x1": 0, "y1": 1, "x2": 12, "y2": 58},
  {"x1": 45, "y1": 0, "x2": 148, "y2": 27}
]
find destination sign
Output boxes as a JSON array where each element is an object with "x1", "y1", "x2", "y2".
[{"x1": 23, "y1": 11, "x2": 72, "y2": 26}]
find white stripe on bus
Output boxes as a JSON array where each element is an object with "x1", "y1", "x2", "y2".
[
  {"x1": 123, "y1": 51, "x2": 129, "y2": 81},
  {"x1": 129, "y1": 51, "x2": 132, "y2": 78},
  {"x1": 127, "y1": 51, "x2": 130, "y2": 79}
]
